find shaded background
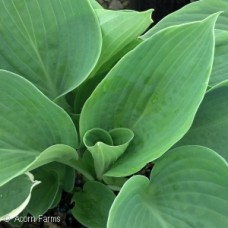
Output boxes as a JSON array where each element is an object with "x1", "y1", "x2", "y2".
[{"x1": 97, "y1": 0, "x2": 192, "y2": 24}]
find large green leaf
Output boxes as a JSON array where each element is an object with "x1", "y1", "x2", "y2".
[
  {"x1": 145, "y1": 29, "x2": 228, "y2": 88},
  {"x1": 0, "y1": 173, "x2": 40, "y2": 221},
  {"x1": 72, "y1": 181, "x2": 115, "y2": 228},
  {"x1": 142, "y1": 1, "x2": 228, "y2": 87},
  {"x1": 0, "y1": 0, "x2": 102, "y2": 99},
  {"x1": 142, "y1": 0, "x2": 227, "y2": 38},
  {"x1": 175, "y1": 83, "x2": 228, "y2": 161},
  {"x1": 108, "y1": 146, "x2": 228, "y2": 228},
  {"x1": 80, "y1": 14, "x2": 217, "y2": 177},
  {"x1": 0, "y1": 70, "x2": 78, "y2": 186}
]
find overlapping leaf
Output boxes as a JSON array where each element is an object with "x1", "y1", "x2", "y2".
[
  {"x1": 26, "y1": 167, "x2": 59, "y2": 218},
  {"x1": 142, "y1": 0, "x2": 228, "y2": 87},
  {"x1": 74, "y1": 9, "x2": 152, "y2": 113},
  {"x1": 142, "y1": 0, "x2": 228, "y2": 38},
  {"x1": 80, "y1": 14, "x2": 217, "y2": 177},
  {"x1": 108, "y1": 146, "x2": 228, "y2": 228},
  {"x1": 92, "y1": 8, "x2": 152, "y2": 74},
  {"x1": 0, "y1": 70, "x2": 78, "y2": 186},
  {"x1": 83, "y1": 128, "x2": 134, "y2": 179},
  {"x1": 0, "y1": 173, "x2": 40, "y2": 221},
  {"x1": 72, "y1": 181, "x2": 115, "y2": 228},
  {"x1": 0, "y1": 0, "x2": 102, "y2": 99},
  {"x1": 26, "y1": 162, "x2": 76, "y2": 217},
  {"x1": 175, "y1": 83, "x2": 228, "y2": 161},
  {"x1": 210, "y1": 30, "x2": 228, "y2": 86}
]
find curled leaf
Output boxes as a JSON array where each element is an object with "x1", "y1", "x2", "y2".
[{"x1": 83, "y1": 128, "x2": 134, "y2": 179}]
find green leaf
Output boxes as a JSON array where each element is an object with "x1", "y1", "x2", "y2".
[
  {"x1": 26, "y1": 162, "x2": 75, "y2": 218},
  {"x1": 91, "y1": 8, "x2": 152, "y2": 75},
  {"x1": 27, "y1": 163, "x2": 75, "y2": 215},
  {"x1": 103, "y1": 176, "x2": 127, "y2": 191},
  {"x1": 175, "y1": 83, "x2": 228, "y2": 161},
  {"x1": 72, "y1": 181, "x2": 115, "y2": 228},
  {"x1": 72, "y1": 150, "x2": 96, "y2": 182},
  {"x1": 210, "y1": 30, "x2": 228, "y2": 86},
  {"x1": 27, "y1": 167, "x2": 59, "y2": 217},
  {"x1": 141, "y1": 2, "x2": 228, "y2": 88},
  {"x1": 108, "y1": 146, "x2": 228, "y2": 228},
  {"x1": 61, "y1": 165, "x2": 76, "y2": 192},
  {"x1": 80, "y1": 14, "x2": 218, "y2": 177},
  {"x1": 74, "y1": 9, "x2": 151, "y2": 113},
  {"x1": 0, "y1": 71, "x2": 78, "y2": 186},
  {"x1": 83, "y1": 128, "x2": 134, "y2": 179},
  {"x1": 8, "y1": 210, "x2": 28, "y2": 228},
  {"x1": 0, "y1": 145, "x2": 78, "y2": 187},
  {"x1": 0, "y1": 173, "x2": 40, "y2": 221},
  {"x1": 0, "y1": 0, "x2": 102, "y2": 99},
  {"x1": 50, "y1": 188, "x2": 62, "y2": 209},
  {"x1": 89, "y1": 0, "x2": 103, "y2": 9},
  {"x1": 142, "y1": 0, "x2": 227, "y2": 38}
]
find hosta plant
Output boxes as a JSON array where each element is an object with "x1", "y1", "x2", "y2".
[{"x1": 0, "y1": 0, "x2": 228, "y2": 227}]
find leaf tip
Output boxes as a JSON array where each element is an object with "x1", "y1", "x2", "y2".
[{"x1": 202, "y1": 11, "x2": 223, "y2": 28}]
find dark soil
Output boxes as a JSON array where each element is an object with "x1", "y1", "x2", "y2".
[{"x1": 98, "y1": 0, "x2": 191, "y2": 24}]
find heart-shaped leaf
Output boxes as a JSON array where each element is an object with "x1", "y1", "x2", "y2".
[
  {"x1": 72, "y1": 181, "x2": 115, "y2": 228},
  {"x1": 0, "y1": 70, "x2": 78, "y2": 186},
  {"x1": 175, "y1": 82, "x2": 228, "y2": 161},
  {"x1": 80, "y1": 14, "x2": 218, "y2": 177},
  {"x1": 0, "y1": 0, "x2": 102, "y2": 99},
  {"x1": 0, "y1": 173, "x2": 40, "y2": 221},
  {"x1": 108, "y1": 146, "x2": 228, "y2": 228}
]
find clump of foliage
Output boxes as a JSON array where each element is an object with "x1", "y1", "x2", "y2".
[{"x1": 0, "y1": 0, "x2": 228, "y2": 227}]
